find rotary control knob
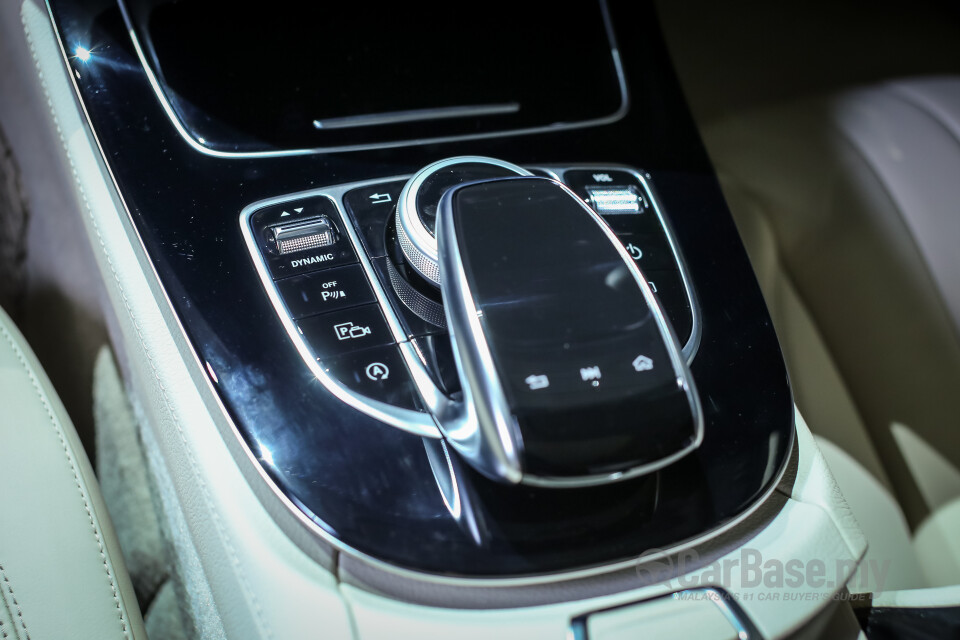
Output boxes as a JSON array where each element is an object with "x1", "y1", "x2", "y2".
[{"x1": 395, "y1": 156, "x2": 531, "y2": 286}]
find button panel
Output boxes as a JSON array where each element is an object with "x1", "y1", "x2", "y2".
[
  {"x1": 243, "y1": 193, "x2": 432, "y2": 433},
  {"x1": 241, "y1": 164, "x2": 697, "y2": 435},
  {"x1": 559, "y1": 168, "x2": 695, "y2": 349}
]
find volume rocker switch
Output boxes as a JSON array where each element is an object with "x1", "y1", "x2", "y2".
[{"x1": 585, "y1": 185, "x2": 645, "y2": 215}]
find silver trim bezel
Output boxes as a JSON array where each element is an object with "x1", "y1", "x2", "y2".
[
  {"x1": 395, "y1": 156, "x2": 531, "y2": 286},
  {"x1": 569, "y1": 587, "x2": 754, "y2": 640},
  {"x1": 115, "y1": 0, "x2": 630, "y2": 159},
  {"x1": 312, "y1": 103, "x2": 521, "y2": 130},
  {"x1": 435, "y1": 195, "x2": 524, "y2": 483},
  {"x1": 436, "y1": 177, "x2": 703, "y2": 487}
]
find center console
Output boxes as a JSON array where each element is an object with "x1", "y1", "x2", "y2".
[
  {"x1": 225, "y1": 142, "x2": 794, "y2": 577},
  {"x1": 31, "y1": 0, "x2": 868, "y2": 636}
]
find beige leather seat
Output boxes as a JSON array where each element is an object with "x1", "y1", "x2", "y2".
[
  {"x1": 700, "y1": 77, "x2": 960, "y2": 591},
  {"x1": 0, "y1": 305, "x2": 146, "y2": 639}
]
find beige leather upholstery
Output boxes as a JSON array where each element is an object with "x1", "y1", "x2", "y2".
[
  {"x1": 725, "y1": 194, "x2": 892, "y2": 488},
  {"x1": 697, "y1": 79, "x2": 960, "y2": 590},
  {"x1": 0, "y1": 305, "x2": 145, "y2": 640},
  {"x1": 816, "y1": 438, "x2": 925, "y2": 592},
  {"x1": 702, "y1": 80, "x2": 960, "y2": 530},
  {"x1": 14, "y1": 5, "x2": 357, "y2": 637},
  {"x1": 914, "y1": 497, "x2": 960, "y2": 588}
]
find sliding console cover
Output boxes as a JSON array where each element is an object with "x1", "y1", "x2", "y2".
[{"x1": 48, "y1": 0, "x2": 794, "y2": 580}]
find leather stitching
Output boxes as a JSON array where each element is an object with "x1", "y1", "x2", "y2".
[
  {"x1": 0, "y1": 322, "x2": 126, "y2": 640},
  {"x1": 0, "y1": 563, "x2": 30, "y2": 640},
  {"x1": 21, "y1": 6, "x2": 272, "y2": 639},
  {"x1": 19, "y1": 13, "x2": 130, "y2": 640}
]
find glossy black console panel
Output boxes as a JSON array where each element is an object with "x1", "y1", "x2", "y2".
[
  {"x1": 121, "y1": 0, "x2": 626, "y2": 153},
  {"x1": 49, "y1": 0, "x2": 794, "y2": 577}
]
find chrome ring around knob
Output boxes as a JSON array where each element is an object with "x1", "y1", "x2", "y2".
[{"x1": 395, "y1": 156, "x2": 531, "y2": 286}]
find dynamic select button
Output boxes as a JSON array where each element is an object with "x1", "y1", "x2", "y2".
[{"x1": 250, "y1": 196, "x2": 357, "y2": 279}]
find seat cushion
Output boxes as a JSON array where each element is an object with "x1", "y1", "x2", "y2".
[
  {"x1": 698, "y1": 78, "x2": 960, "y2": 591},
  {"x1": 816, "y1": 437, "x2": 927, "y2": 592},
  {"x1": 701, "y1": 79, "x2": 960, "y2": 530},
  {"x1": 0, "y1": 305, "x2": 145, "y2": 640},
  {"x1": 914, "y1": 497, "x2": 960, "y2": 588}
]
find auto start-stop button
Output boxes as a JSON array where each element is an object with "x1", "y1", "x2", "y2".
[{"x1": 319, "y1": 345, "x2": 421, "y2": 410}]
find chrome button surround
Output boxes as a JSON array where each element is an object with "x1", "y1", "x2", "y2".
[{"x1": 394, "y1": 156, "x2": 531, "y2": 286}]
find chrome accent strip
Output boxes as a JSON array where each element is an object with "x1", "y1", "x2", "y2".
[
  {"x1": 569, "y1": 587, "x2": 754, "y2": 640},
  {"x1": 529, "y1": 166, "x2": 563, "y2": 181},
  {"x1": 696, "y1": 588, "x2": 754, "y2": 640},
  {"x1": 41, "y1": 0, "x2": 791, "y2": 585},
  {"x1": 553, "y1": 166, "x2": 703, "y2": 363},
  {"x1": 239, "y1": 190, "x2": 441, "y2": 438},
  {"x1": 115, "y1": 0, "x2": 629, "y2": 159},
  {"x1": 436, "y1": 193, "x2": 524, "y2": 483},
  {"x1": 422, "y1": 439, "x2": 463, "y2": 520},
  {"x1": 395, "y1": 156, "x2": 531, "y2": 286},
  {"x1": 312, "y1": 103, "x2": 520, "y2": 130},
  {"x1": 436, "y1": 177, "x2": 703, "y2": 487}
]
